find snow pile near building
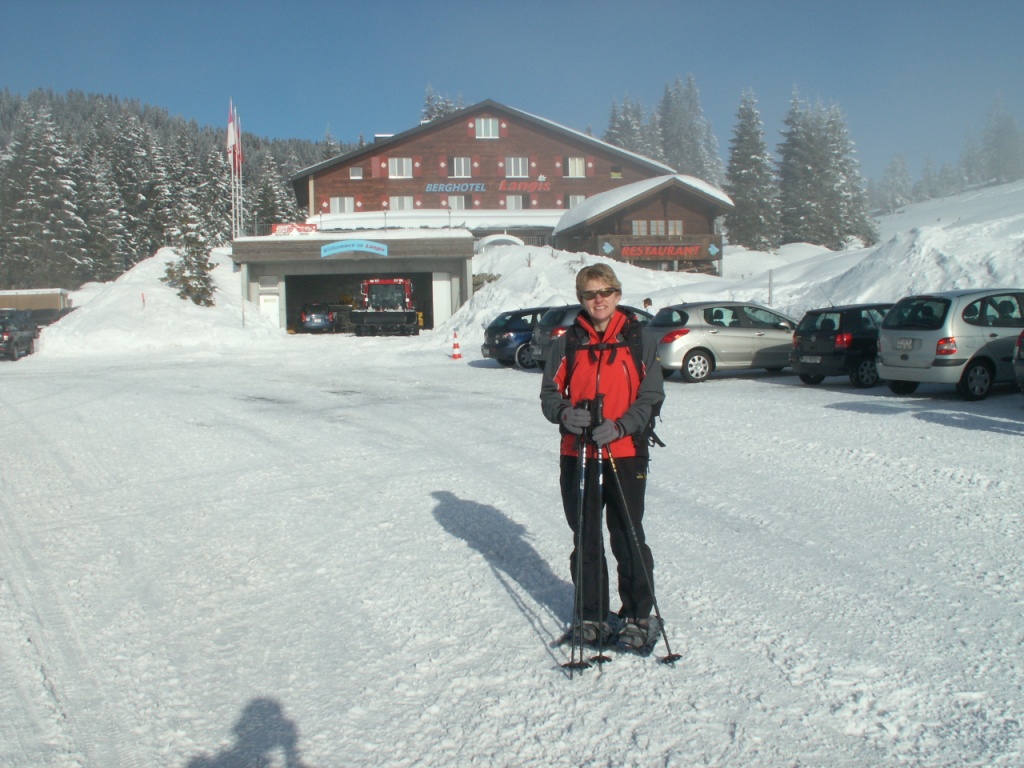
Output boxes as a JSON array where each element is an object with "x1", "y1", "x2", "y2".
[
  {"x1": 35, "y1": 180, "x2": 1024, "y2": 358},
  {"x1": 38, "y1": 247, "x2": 286, "y2": 357}
]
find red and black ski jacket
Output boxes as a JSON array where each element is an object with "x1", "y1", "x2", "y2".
[{"x1": 540, "y1": 308, "x2": 665, "y2": 459}]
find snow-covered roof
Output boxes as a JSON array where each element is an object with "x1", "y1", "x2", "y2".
[
  {"x1": 298, "y1": 207, "x2": 566, "y2": 233},
  {"x1": 290, "y1": 100, "x2": 677, "y2": 182},
  {"x1": 234, "y1": 225, "x2": 475, "y2": 243},
  {"x1": 553, "y1": 175, "x2": 734, "y2": 235}
]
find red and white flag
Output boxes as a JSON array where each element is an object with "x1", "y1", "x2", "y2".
[{"x1": 227, "y1": 101, "x2": 243, "y2": 174}]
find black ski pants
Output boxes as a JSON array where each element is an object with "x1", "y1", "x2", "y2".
[{"x1": 559, "y1": 452, "x2": 654, "y2": 623}]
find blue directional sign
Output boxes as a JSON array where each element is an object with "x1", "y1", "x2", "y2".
[{"x1": 321, "y1": 240, "x2": 389, "y2": 258}]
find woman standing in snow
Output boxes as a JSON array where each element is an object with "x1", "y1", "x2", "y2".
[{"x1": 540, "y1": 263, "x2": 665, "y2": 650}]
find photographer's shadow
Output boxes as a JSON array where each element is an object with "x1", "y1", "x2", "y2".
[
  {"x1": 431, "y1": 491, "x2": 572, "y2": 633},
  {"x1": 186, "y1": 698, "x2": 309, "y2": 768}
]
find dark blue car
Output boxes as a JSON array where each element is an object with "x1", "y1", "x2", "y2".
[{"x1": 481, "y1": 306, "x2": 551, "y2": 369}]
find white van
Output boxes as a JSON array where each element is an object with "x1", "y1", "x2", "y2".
[{"x1": 877, "y1": 288, "x2": 1024, "y2": 400}]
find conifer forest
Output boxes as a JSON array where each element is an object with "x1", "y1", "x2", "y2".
[{"x1": 1, "y1": 82, "x2": 1020, "y2": 291}]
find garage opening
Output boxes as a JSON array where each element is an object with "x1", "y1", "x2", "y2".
[{"x1": 284, "y1": 272, "x2": 435, "y2": 332}]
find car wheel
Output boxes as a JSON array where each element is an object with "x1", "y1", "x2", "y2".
[
  {"x1": 681, "y1": 350, "x2": 712, "y2": 383},
  {"x1": 956, "y1": 359, "x2": 993, "y2": 401},
  {"x1": 10, "y1": 344, "x2": 19, "y2": 361},
  {"x1": 849, "y1": 358, "x2": 880, "y2": 388},
  {"x1": 887, "y1": 380, "x2": 919, "y2": 395},
  {"x1": 515, "y1": 343, "x2": 537, "y2": 369},
  {"x1": 799, "y1": 373, "x2": 825, "y2": 385}
]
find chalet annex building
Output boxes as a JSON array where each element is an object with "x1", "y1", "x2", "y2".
[{"x1": 231, "y1": 100, "x2": 732, "y2": 331}]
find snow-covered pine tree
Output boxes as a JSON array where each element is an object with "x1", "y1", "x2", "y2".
[
  {"x1": 879, "y1": 155, "x2": 913, "y2": 214},
  {"x1": 724, "y1": 91, "x2": 780, "y2": 251},
  {"x1": 982, "y1": 97, "x2": 1024, "y2": 183},
  {"x1": 658, "y1": 75, "x2": 723, "y2": 185},
  {"x1": 252, "y1": 154, "x2": 303, "y2": 235},
  {"x1": 77, "y1": 134, "x2": 131, "y2": 282},
  {"x1": 777, "y1": 92, "x2": 820, "y2": 246},
  {"x1": 778, "y1": 95, "x2": 876, "y2": 250},
  {"x1": 421, "y1": 86, "x2": 464, "y2": 122},
  {"x1": 196, "y1": 142, "x2": 233, "y2": 245},
  {"x1": 163, "y1": 212, "x2": 214, "y2": 306},
  {"x1": 603, "y1": 101, "x2": 626, "y2": 149},
  {"x1": 0, "y1": 105, "x2": 88, "y2": 287},
  {"x1": 824, "y1": 105, "x2": 877, "y2": 247},
  {"x1": 108, "y1": 110, "x2": 169, "y2": 267}
]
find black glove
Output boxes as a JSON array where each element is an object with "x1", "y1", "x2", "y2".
[
  {"x1": 592, "y1": 419, "x2": 624, "y2": 446},
  {"x1": 560, "y1": 407, "x2": 592, "y2": 435}
]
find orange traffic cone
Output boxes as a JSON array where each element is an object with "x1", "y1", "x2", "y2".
[{"x1": 451, "y1": 331, "x2": 462, "y2": 360}]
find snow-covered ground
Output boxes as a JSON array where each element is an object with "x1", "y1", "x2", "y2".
[{"x1": 2, "y1": 182, "x2": 1024, "y2": 767}]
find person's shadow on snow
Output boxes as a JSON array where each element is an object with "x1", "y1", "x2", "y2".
[
  {"x1": 431, "y1": 490, "x2": 572, "y2": 628},
  {"x1": 186, "y1": 698, "x2": 309, "y2": 768}
]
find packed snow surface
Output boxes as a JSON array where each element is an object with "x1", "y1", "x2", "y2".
[{"x1": 2, "y1": 182, "x2": 1024, "y2": 767}]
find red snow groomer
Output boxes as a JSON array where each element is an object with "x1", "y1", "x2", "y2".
[{"x1": 349, "y1": 278, "x2": 420, "y2": 336}]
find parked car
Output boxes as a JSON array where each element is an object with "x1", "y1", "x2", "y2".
[
  {"x1": 877, "y1": 288, "x2": 1024, "y2": 400},
  {"x1": 298, "y1": 303, "x2": 336, "y2": 333},
  {"x1": 481, "y1": 306, "x2": 551, "y2": 368},
  {"x1": 529, "y1": 304, "x2": 653, "y2": 367},
  {"x1": 0, "y1": 319, "x2": 35, "y2": 360},
  {"x1": 0, "y1": 308, "x2": 38, "y2": 337},
  {"x1": 1012, "y1": 329, "x2": 1024, "y2": 393},
  {"x1": 646, "y1": 301, "x2": 797, "y2": 382},
  {"x1": 790, "y1": 303, "x2": 892, "y2": 387}
]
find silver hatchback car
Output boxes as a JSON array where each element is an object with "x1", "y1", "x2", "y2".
[
  {"x1": 647, "y1": 301, "x2": 797, "y2": 382},
  {"x1": 877, "y1": 288, "x2": 1024, "y2": 400}
]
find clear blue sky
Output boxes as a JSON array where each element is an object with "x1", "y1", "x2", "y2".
[{"x1": 2, "y1": 0, "x2": 1022, "y2": 182}]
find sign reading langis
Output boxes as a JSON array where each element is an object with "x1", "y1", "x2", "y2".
[{"x1": 320, "y1": 240, "x2": 389, "y2": 258}]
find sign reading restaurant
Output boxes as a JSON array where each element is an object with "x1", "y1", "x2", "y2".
[{"x1": 620, "y1": 244, "x2": 704, "y2": 258}]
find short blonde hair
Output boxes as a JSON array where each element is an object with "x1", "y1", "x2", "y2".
[{"x1": 575, "y1": 263, "x2": 622, "y2": 298}]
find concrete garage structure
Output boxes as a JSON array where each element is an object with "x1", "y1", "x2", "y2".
[{"x1": 230, "y1": 229, "x2": 474, "y2": 332}]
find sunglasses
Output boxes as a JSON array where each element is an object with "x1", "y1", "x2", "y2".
[{"x1": 579, "y1": 288, "x2": 619, "y2": 300}]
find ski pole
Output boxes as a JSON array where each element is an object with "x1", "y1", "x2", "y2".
[
  {"x1": 603, "y1": 445, "x2": 682, "y2": 665},
  {"x1": 590, "y1": 394, "x2": 612, "y2": 665},
  {"x1": 563, "y1": 430, "x2": 591, "y2": 675}
]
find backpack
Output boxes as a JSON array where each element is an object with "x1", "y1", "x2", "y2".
[{"x1": 563, "y1": 312, "x2": 665, "y2": 450}]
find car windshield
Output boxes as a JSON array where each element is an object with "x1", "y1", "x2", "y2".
[
  {"x1": 650, "y1": 308, "x2": 688, "y2": 327},
  {"x1": 540, "y1": 307, "x2": 573, "y2": 327},
  {"x1": 306, "y1": 305, "x2": 329, "y2": 314},
  {"x1": 799, "y1": 312, "x2": 841, "y2": 333},
  {"x1": 882, "y1": 298, "x2": 949, "y2": 331}
]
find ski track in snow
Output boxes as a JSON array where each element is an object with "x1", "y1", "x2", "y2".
[{"x1": 1, "y1": 340, "x2": 1023, "y2": 767}]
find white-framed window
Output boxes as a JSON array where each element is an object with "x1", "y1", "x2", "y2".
[
  {"x1": 389, "y1": 195, "x2": 414, "y2": 210},
  {"x1": 450, "y1": 157, "x2": 472, "y2": 178},
  {"x1": 668, "y1": 220, "x2": 683, "y2": 236},
  {"x1": 505, "y1": 156, "x2": 528, "y2": 178},
  {"x1": 631, "y1": 220, "x2": 648, "y2": 236},
  {"x1": 567, "y1": 194, "x2": 586, "y2": 209},
  {"x1": 505, "y1": 194, "x2": 526, "y2": 210},
  {"x1": 448, "y1": 195, "x2": 467, "y2": 210},
  {"x1": 330, "y1": 196, "x2": 355, "y2": 214},
  {"x1": 349, "y1": 167, "x2": 363, "y2": 180},
  {"x1": 475, "y1": 117, "x2": 499, "y2": 139},
  {"x1": 388, "y1": 157, "x2": 413, "y2": 178},
  {"x1": 650, "y1": 220, "x2": 667, "y2": 236},
  {"x1": 566, "y1": 156, "x2": 586, "y2": 178}
]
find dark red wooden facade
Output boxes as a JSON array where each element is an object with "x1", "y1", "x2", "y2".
[{"x1": 291, "y1": 100, "x2": 676, "y2": 219}]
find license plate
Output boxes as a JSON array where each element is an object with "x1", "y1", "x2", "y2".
[
  {"x1": 896, "y1": 337, "x2": 914, "y2": 351},
  {"x1": 800, "y1": 356, "x2": 821, "y2": 364}
]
